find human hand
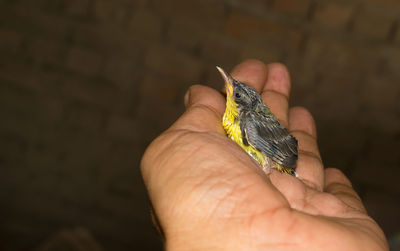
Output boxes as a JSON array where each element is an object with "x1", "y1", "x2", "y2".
[{"x1": 140, "y1": 60, "x2": 388, "y2": 250}]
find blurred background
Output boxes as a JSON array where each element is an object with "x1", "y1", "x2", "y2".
[{"x1": 0, "y1": 0, "x2": 399, "y2": 250}]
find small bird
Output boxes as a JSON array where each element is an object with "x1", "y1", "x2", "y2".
[{"x1": 217, "y1": 66, "x2": 298, "y2": 176}]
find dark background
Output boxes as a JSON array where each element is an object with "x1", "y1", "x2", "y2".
[{"x1": 0, "y1": 0, "x2": 399, "y2": 250}]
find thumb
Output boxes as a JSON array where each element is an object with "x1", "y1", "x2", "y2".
[{"x1": 169, "y1": 85, "x2": 226, "y2": 134}]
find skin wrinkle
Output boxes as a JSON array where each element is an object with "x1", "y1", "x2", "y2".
[
  {"x1": 289, "y1": 129, "x2": 318, "y2": 140},
  {"x1": 307, "y1": 191, "x2": 362, "y2": 217},
  {"x1": 175, "y1": 138, "x2": 228, "y2": 178},
  {"x1": 325, "y1": 181, "x2": 355, "y2": 193},
  {"x1": 314, "y1": 216, "x2": 360, "y2": 248},
  {"x1": 261, "y1": 89, "x2": 290, "y2": 102},
  {"x1": 187, "y1": 102, "x2": 224, "y2": 119},
  {"x1": 141, "y1": 130, "x2": 180, "y2": 168},
  {"x1": 212, "y1": 176, "x2": 287, "y2": 226},
  {"x1": 327, "y1": 183, "x2": 360, "y2": 198},
  {"x1": 333, "y1": 194, "x2": 363, "y2": 211},
  {"x1": 307, "y1": 194, "x2": 340, "y2": 216},
  {"x1": 141, "y1": 62, "x2": 389, "y2": 251},
  {"x1": 193, "y1": 143, "x2": 242, "y2": 176},
  {"x1": 291, "y1": 132, "x2": 320, "y2": 156},
  {"x1": 247, "y1": 207, "x2": 299, "y2": 248},
  {"x1": 173, "y1": 117, "x2": 221, "y2": 134},
  {"x1": 354, "y1": 219, "x2": 388, "y2": 250},
  {"x1": 169, "y1": 160, "x2": 289, "y2": 249},
  {"x1": 157, "y1": 132, "x2": 269, "y2": 221},
  {"x1": 289, "y1": 108, "x2": 318, "y2": 139},
  {"x1": 159, "y1": 131, "x2": 226, "y2": 171},
  {"x1": 326, "y1": 189, "x2": 366, "y2": 214},
  {"x1": 274, "y1": 210, "x2": 300, "y2": 246},
  {"x1": 295, "y1": 153, "x2": 324, "y2": 191},
  {"x1": 300, "y1": 177, "x2": 322, "y2": 191},
  {"x1": 143, "y1": 129, "x2": 197, "y2": 173},
  {"x1": 261, "y1": 90, "x2": 290, "y2": 126},
  {"x1": 290, "y1": 130, "x2": 317, "y2": 141},
  {"x1": 206, "y1": 178, "x2": 254, "y2": 220},
  {"x1": 283, "y1": 208, "x2": 300, "y2": 234},
  {"x1": 265, "y1": 63, "x2": 291, "y2": 90},
  {"x1": 155, "y1": 133, "x2": 197, "y2": 173},
  {"x1": 336, "y1": 197, "x2": 366, "y2": 215},
  {"x1": 289, "y1": 187, "x2": 308, "y2": 211},
  {"x1": 149, "y1": 133, "x2": 223, "y2": 213},
  {"x1": 182, "y1": 173, "x2": 219, "y2": 219},
  {"x1": 324, "y1": 168, "x2": 352, "y2": 185},
  {"x1": 324, "y1": 186, "x2": 365, "y2": 212},
  {"x1": 172, "y1": 100, "x2": 225, "y2": 133},
  {"x1": 335, "y1": 218, "x2": 386, "y2": 250},
  {"x1": 298, "y1": 150, "x2": 322, "y2": 163}
]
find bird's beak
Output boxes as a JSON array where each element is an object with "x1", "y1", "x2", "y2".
[{"x1": 216, "y1": 66, "x2": 233, "y2": 97}]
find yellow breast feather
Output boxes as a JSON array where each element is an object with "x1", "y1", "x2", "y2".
[{"x1": 222, "y1": 98, "x2": 269, "y2": 170}]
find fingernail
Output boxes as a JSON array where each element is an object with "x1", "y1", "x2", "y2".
[{"x1": 184, "y1": 88, "x2": 191, "y2": 108}]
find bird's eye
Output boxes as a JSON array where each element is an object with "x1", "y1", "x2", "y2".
[{"x1": 235, "y1": 93, "x2": 241, "y2": 98}]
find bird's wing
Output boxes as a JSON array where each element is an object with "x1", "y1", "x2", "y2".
[{"x1": 240, "y1": 110, "x2": 298, "y2": 167}]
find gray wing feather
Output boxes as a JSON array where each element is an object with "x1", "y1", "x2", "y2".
[{"x1": 240, "y1": 110, "x2": 298, "y2": 167}]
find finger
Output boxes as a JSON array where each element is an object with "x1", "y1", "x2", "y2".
[
  {"x1": 261, "y1": 63, "x2": 291, "y2": 128},
  {"x1": 289, "y1": 106, "x2": 317, "y2": 138},
  {"x1": 230, "y1": 59, "x2": 268, "y2": 93},
  {"x1": 169, "y1": 85, "x2": 225, "y2": 134},
  {"x1": 289, "y1": 107, "x2": 319, "y2": 154},
  {"x1": 269, "y1": 169, "x2": 307, "y2": 206},
  {"x1": 289, "y1": 107, "x2": 324, "y2": 191},
  {"x1": 324, "y1": 168, "x2": 366, "y2": 213}
]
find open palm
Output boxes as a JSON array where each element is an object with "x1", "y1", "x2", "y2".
[{"x1": 141, "y1": 60, "x2": 388, "y2": 250}]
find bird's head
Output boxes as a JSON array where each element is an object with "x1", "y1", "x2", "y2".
[{"x1": 216, "y1": 66, "x2": 263, "y2": 111}]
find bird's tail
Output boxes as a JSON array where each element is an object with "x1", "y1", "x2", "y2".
[{"x1": 276, "y1": 164, "x2": 298, "y2": 177}]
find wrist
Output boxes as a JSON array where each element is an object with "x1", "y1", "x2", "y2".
[
  {"x1": 165, "y1": 226, "x2": 222, "y2": 250},
  {"x1": 164, "y1": 221, "x2": 244, "y2": 250}
]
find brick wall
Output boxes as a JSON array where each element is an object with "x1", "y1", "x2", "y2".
[{"x1": 0, "y1": 0, "x2": 399, "y2": 249}]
